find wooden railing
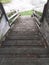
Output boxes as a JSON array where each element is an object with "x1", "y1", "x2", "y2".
[
  {"x1": 0, "y1": 3, "x2": 20, "y2": 41},
  {"x1": 33, "y1": 11, "x2": 49, "y2": 47},
  {"x1": 8, "y1": 11, "x2": 20, "y2": 25}
]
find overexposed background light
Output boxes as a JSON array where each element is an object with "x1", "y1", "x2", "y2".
[{"x1": 4, "y1": 0, "x2": 47, "y2": 13}]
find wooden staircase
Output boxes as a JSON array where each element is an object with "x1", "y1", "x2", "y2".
[{"x1": 0, "y1": 16, "x2": 49, "y2": 65}]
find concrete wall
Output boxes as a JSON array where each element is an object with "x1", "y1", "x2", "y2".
[{"x1": 0, "y1": 15, "x2": 10, "y2": 40}]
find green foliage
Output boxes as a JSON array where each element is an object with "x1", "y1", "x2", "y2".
[
  {"x1": 20, "y1": 10, "x2": 33, "y2": 16},
  {"x1": 20, "y1": 10, "x2": 42, "y2": 16},
  {"x1": 0, "y1": 0, "x2": 11, "y2": 3}
]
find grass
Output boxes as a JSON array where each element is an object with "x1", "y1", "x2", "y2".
[
  {"x1": 7, "y1": 10, "x2": 42, "y2": 23},
  {"x1": 20, "y1": 10, "x2": 42, "y2": 16},
  {"x1": 0, "y1": 0, "x2": 11, "y2": 3},
  {"x1": 20, "y1": 10, "x2": 33, "y2": 16},
  {"x1": 7, "y1": 10, "x2": 42, "y2": 19}
]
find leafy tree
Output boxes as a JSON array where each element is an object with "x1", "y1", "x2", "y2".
[{"x1": 0, "y1": 0, "x2": 11, "y2": 3}]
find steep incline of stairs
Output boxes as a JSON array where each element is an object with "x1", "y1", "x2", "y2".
[{"x1": 0, "y1": 16, "x2": 49, "y2": 65}]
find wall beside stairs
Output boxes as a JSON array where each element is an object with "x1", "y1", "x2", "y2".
[{"x1": 0, "y1": 15, "x2": 10, "y2": 40}]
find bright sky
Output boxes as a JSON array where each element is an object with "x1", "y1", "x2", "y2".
[{"x1": 4, "y1": 0, "x2": 47, "y2": 13}]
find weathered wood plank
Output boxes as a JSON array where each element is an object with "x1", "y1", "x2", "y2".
[
  {"x1": 0, "y1": 47, "x2": 48, "y2": 55},
  {"x1": 2, "y1": 40, "x2": 44, "y2": 46},
  {"x1": 0, "y1": 58, "x2": 49, "y2": 65}
]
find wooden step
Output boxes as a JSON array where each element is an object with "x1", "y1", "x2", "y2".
[
  {"x1": 7, "y1": 35, "x2": 43, "y2": 40},
  {"x1": 6, "y1": 31, "x2": 43, "y2": 40},
  {"x1": 0, "y1": 58, "x2": 49, "y2": 65},
  {"x1": 0, "y1": 47, "x2": 48, "y2": 55},
  {"x1": 8, "y1": 31, "x2": 41, "y2": 36},
  {"x1": 2, "y1": 40, "x2": 44, "y2": 47},
  {"x1": 0, "y1": 54, "x2": 49, "y2": 58}
]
